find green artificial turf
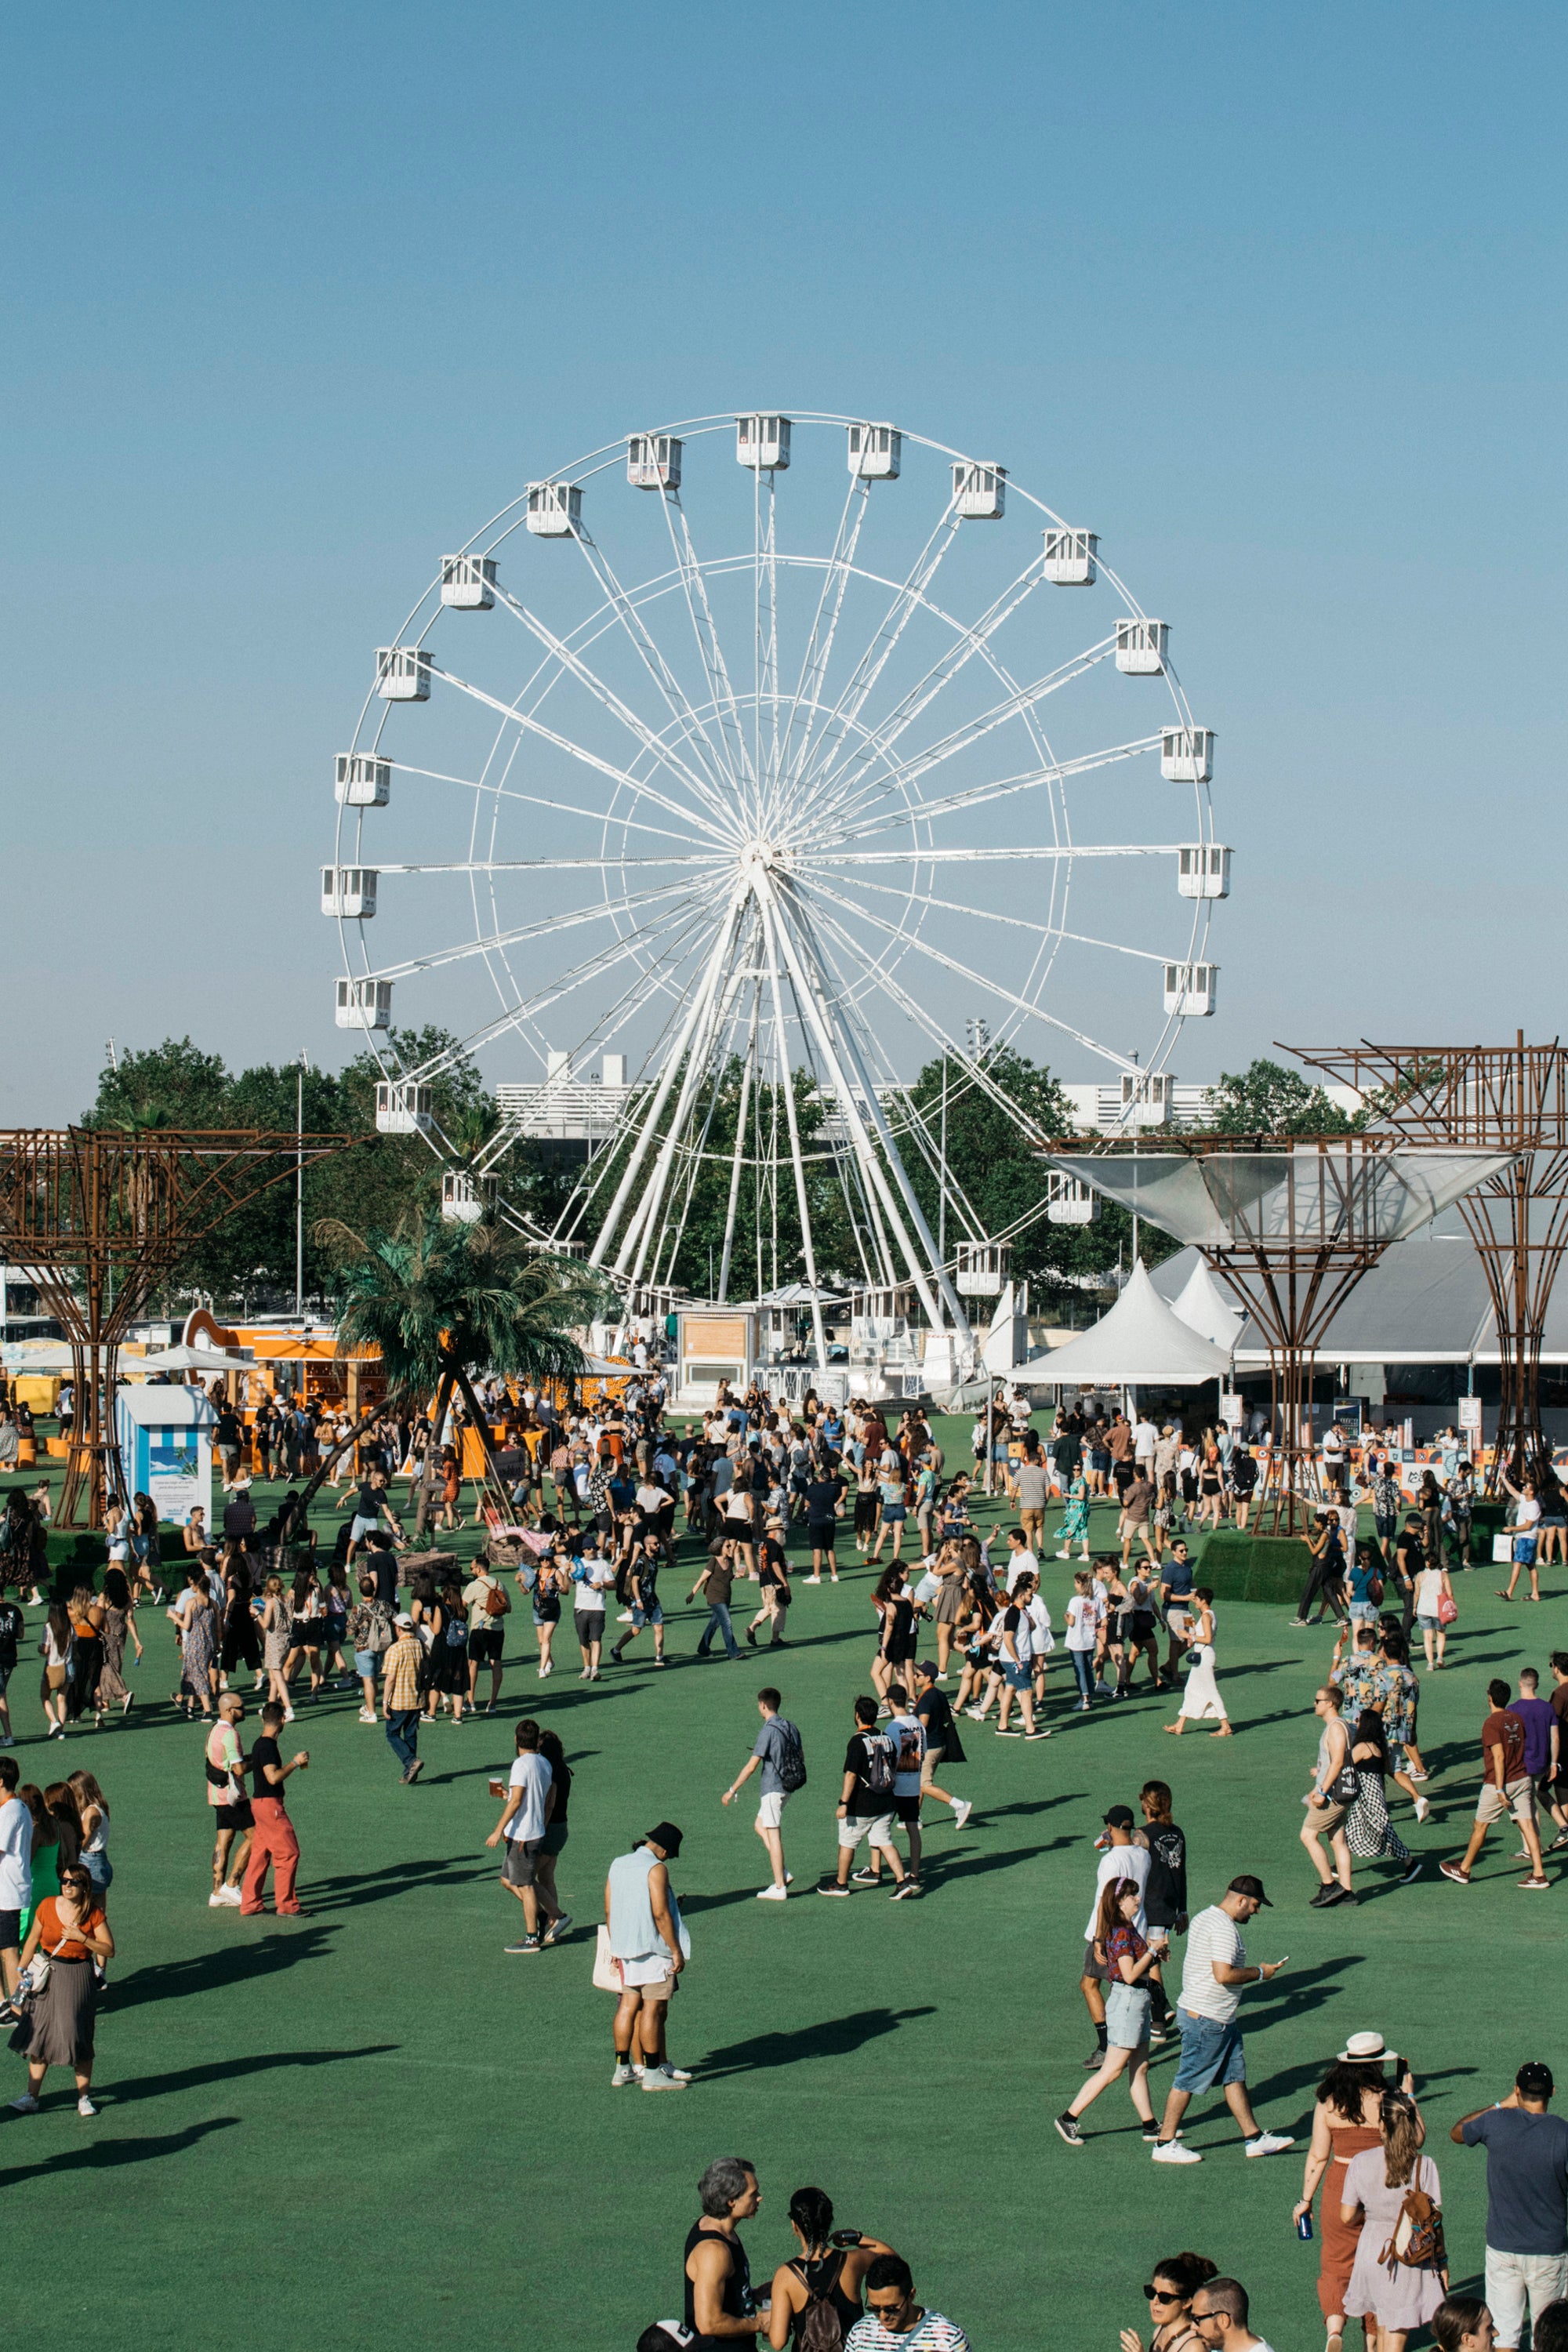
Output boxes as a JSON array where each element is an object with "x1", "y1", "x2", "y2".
[{"x1": 1, "y1": 1432, "x2": 1558, "y2": 2350}]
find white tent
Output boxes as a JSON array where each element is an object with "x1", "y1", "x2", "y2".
[
  {"x1": 130, "y1": 1345, "x2": 256, "y2": 1377},
  {"x1": 1023, "y1": 1261, "x2": 1232, "y2": 1388},
  {"x1": 1169, "y1": 1259, "x2": 1244, "y2": 1354}
]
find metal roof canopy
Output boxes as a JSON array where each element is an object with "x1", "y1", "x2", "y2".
[{"x1": 1044, "y1": 1136, "x2": 1515, "y2": 1530}]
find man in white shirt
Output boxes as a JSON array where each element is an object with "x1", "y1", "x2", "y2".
[
  {"x1": 1133, "y1": 1414, "x2": 1159, "y2": 1478},
  {"x1": 485, "y1": 1718, "x2": 558, "y2": 1955},
  {"x1": 1080, "y1": 1806, "x2": 1151, "y2": 2065},
  {"x1": 0, "y1": 1755, "x2": 32, "y2": 2010},
  {"x1": 1004, "y1": 1527, "x2": 1040, "y2": 1589},
  {"x1": 1152, "y1": 1875, "x2": 1294, "y2": 2163}
]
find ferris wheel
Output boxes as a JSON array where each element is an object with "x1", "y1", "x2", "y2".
[{"x1": 325, "y1": 409, "x2": 1228, "y2": 1363}]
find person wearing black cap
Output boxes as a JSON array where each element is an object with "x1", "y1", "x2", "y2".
[
  {"x1": 1151, "y1": 1875, "x2": 1294, "y2": 2165},
  {"x1": 1453, "y1": 2064, "x2": 1568, "y2": 2350},
  {"x1": 1080, "y1": 1807, "x2": 1150, "y2": 2067},
  {"x1": 605, "y1": 1824, "x2": 691, "y2": 2091}
]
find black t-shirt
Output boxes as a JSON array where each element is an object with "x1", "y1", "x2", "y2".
[
  {"x1": 1229, "y1": 1452, "x2": 1258, "y2": 1496},
  {"x1": 804, "y1": 1477, "x2": 844, "y2": 1527},
  {"x1": 1142, "y1": 1819, "x2": 1188, "y2": 1926},
  {"x1": 366, "y1": 1546, "x2": 398, "y2": 1608},
  {"x1": 916, "y1": 1685, "x2": 956, "y2": 1749},
  {"x1": 216, "y1": 1410, "x2": 241, "y2": 1447},
  {"x1": 0, "y1": 1598, "x2": 23, "y2": 1668},
  {"x1": 356, "y1": 1483, "x2": 383, "y2": 1520},
  {"x1": 223, "y1": 1495, "x2": 256, "y2": 1539},
  {"x1": 250, "y1": 1735, "x2": 285, "y2": 1801},
  {"x1": 758, "y1": 1537, "x2": 789, "y2": 1588},
  {"x1": 1394, "y1": 1529, "x2": 1424, "y2": 1585},
  {"x1": 843, "y1": 1730, "x2": 892, "y2": 1815}
]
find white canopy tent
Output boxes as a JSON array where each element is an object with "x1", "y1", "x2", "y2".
[
  {"x1": 129, "y1": 1345, "x2": 256, "y2": 1377},
  {"x1": 1170, "y1": 1259, "x2": 1246, "y2": 1353},
  {"x1": 1022, "y1": 1261, "x2": 1232, "y2": 1388}
]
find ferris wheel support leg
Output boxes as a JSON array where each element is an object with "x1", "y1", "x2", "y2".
[
  {"x1": 759, "y1": 899, "x2": 831, "y2": 1370},
  {"x1": 717, "y1": 985, "x2": 760, "y2": 1305},
  {"x1": 587, "y1": 902, "x2": 742, "y2": 1272},
  {"x1": 771, "y1": 889, "x2": 972, "y2": 1350},
  {"x1": 618, "y1": 899, "x2": 749, "y2": 1292}
]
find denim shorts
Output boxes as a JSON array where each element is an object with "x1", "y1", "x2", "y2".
[
  {"x1": 1004, "y1": 1662, "x2": 1031, "y2": 1691},
  {"x1": 1105, "y1": 1981, "x2": 1152, "y2": 2050},
  {"x1": 1172, "y1": 2011, "x2": 1247, "y2": 2092},
  {"x1": 1348, "y1": 1600, "x2": 1377, "y2": 1623},
  {"x1": 1515, "y1": 1536, "x2": 1539, "y2": 1565},
  {"x1": 631, "y1": 1602, "x2": 664, "y2": 1628},
  {"x1": 354, "y1": 1648, "x2": 378, "y2": 1677}
]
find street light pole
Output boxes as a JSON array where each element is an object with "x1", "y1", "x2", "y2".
[{"x1": 295, "y1": 1052, "x2": 308, "y2": 1317}]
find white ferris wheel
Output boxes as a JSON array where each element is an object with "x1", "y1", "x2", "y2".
[{"x1": 325, "y1": 409, "x2": 1228, "y2": 1368}]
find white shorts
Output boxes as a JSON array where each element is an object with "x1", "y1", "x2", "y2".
[
  {"x1": 621, "y1": 1953, "x2": 676, "y2": 1992},
  {"x1": 838, "y1": 1813, "x2": 896, "y2": 1852},
  {"x1": 757, "y1": 1791, "x2": 788, "y2": 1830}
]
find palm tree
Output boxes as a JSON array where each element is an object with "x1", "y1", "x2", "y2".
[{"x1": 278, "y1": 1207, "x2": 615, "y2": 1541}]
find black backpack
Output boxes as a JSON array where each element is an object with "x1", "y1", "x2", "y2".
[
  {"x1": 775, "y1": 1721, "x2": 808, "y2": 1793},
  {"x1": 793, "y1": 2252, "x2": 849, "y2": 2352}
]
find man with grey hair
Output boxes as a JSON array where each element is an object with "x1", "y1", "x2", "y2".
[{"x1": 684, "y1": 2158, "x2": 764, "y2": 2341}]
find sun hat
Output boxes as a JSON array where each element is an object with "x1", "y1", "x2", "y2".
[{"x1": 1338, "y1": 2031, "x2": 1389, "y2": 2061}]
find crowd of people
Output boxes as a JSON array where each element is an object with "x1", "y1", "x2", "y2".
[{"x1": 2, "y1": 1361, "x2": 1567, "y2": 2349}]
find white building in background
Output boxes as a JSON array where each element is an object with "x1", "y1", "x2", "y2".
[
  {"x1": 495, "y1": 1052, "x2": 630, "y2": 1153},
  {"x1": 1058, "y1": 1076, "x2": 1363, "y2": 1134}
]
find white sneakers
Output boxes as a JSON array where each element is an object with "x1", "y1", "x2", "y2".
[
  {"x1": 756, "y1": 1884, "x2": 788, "y2": 1900},
  {"x1": 209, "y1": 1885, "x2": 243, "y2": 1908},
  {"x1": 358, "y1": 1708, "x2": 378, "y2": 1723},
  {"x1": 1245, "y1": 2131, "x2": 1296, "y2": 2157},
  {"x1": 1152, "y1": 2140, "x2": 1200, "y2": 2164},
  {"x1": 953, "y1": 1798, "x2": 974, "y2": 1830},
  {"x1": 78, "y1": 2094, "x2": 97, "y2": 2117},
  {"x1": 641, "y1": 2063, "x2": 689, "y2": 2092}
]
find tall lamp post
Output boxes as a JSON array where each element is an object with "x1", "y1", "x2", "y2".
[{"x1": 295, "y1": 1052, "x2": 309, "y2": 1318}]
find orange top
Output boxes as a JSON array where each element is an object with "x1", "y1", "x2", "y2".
[{"x1": 34, "y1": 1895, "x2": 107, "y2": 1962}]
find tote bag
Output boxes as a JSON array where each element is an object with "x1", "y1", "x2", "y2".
[{"x1": 592, "y1": 1926, "x2": 624, "y2": 1993}]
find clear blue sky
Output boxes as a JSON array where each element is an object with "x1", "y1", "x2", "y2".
[{"x1": 5, "y1": 2, "x2": 1563, "y2": 1123}]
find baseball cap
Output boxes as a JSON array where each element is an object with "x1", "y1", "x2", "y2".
[
  {"x1": 1228, "y1": 1873, "x2": 1272, "y2": 1906},
  {"x1": 1103, "y1": 1804, "x2": 1135, "y2": 1830},
  {"x1": 394, "y1": 1610, "x2": 413, "y2": 1628},
  {"x1": 1517, "y1": 2062, "x2": 1555, "y2": 2099}
]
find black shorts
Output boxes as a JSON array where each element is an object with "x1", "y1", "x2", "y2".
[
  {"x1": 214, "y1": 1802, "x2": 254, "y2": 1832},
  {"x1": 894, "y1": 1794, "x2": 921, "y2": 1825},
  {"x1": 0, "y1": 1907, "x2": 20, "y2": 1951},
  {"x1": 468, "y1": 1628, "x2": 504, "y2": 1664},
  {"x1": 808, "y1": 1524, "x2": 837, "y2": 1553}
]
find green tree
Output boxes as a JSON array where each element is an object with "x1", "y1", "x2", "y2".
[{"x1": 1205, "y1": 1057, "x2": 1361, "y2": 1138}]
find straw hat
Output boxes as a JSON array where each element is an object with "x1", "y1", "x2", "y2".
[{"x1": 1337, "y1": 2031, "x2": 1389, "y2": 2062}]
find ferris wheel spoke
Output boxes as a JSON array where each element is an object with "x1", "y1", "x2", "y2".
[
  {"x1": 365, "y1": 876, "x2": 710, "y2": 985},
  {"x1": 800, "y1": 843, "x2": 1181, "y2": 866},
  {"x1": 568, "y1": 534, "x2": 739, "y2": 817},
  {"x1": 816, "y1": 867, "x2": 1176, "y2": 965},
  {"x1": 797, "y1": 873, "x2": 1139, "y2": 1073},
  {"x1": 378, "y1": 854, "x2": 721, "y2": 875},
  {"x1": 434, "y1": 660, "x2": 732, "y2": 848},
  {"x1": 660, "y1": 497, "x2": 757, "y2": 795},
  {"x1": 389, "y1": 762, "x2": 707, "y2": 853},
  {"x1": 791, "y1": 507, "x2": 960, "y2": 807},
  {"x1": 834, "y1": 735, "x2": 1161, "y2": 845},
  {"x1": 806, "y1": 554, "x2": 1058, "y2": 822},
  {"x1": 821, "y1": 649, "x2": 1131, "y2": 837},
  {"x1": 775, "y1": 473, "x2": 869, "y2": 795}
]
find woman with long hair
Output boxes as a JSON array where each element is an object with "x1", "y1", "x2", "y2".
[
  {"x1": 1117, "y1": 2253, "x2": 1220, "y2": 2352},
  {"x1": 259, "y1": 1574, "x2": 292, "y2": 1718},
  {"x1": 1165, "y1": 1589, "x2": 1231, "y2": 1737},
  {"x1": 870, "y1": 1567, "x2": 921, "y2": 1711},
  {"x1": 96, "y1": 1566, "x2": 140, "y2": 1719},
  {"x1": 1342, "y1": 2090, "x2": 1446, "y2": 2352},
  {"x1": 281, "y1": 1566, "x2": 325, "y2": 1705},
  {"x1": 9, "y1": 1860, "x2": 114, "y2": 2118},
  {"x1": 1055, "y1": 1878, "x2": 1159, "y2": 2143},
  {"x1": 219, "y1": 1546, "x2": 262, "y2": 1693},
  {"x1": 39, "y1": 1603, "x2": 71, "y2": 1740},
  {"x1": 1296, "y1": 2042, "x2": 1417, "y2": 2352},
  {"x1": 64, "y1": 1583, "x2": 104, "y2": 1727},
  {"x1": 66, "y1": 1770, "x2": 111, "y2": 1897},
  {"x1": 170, "y1": 1563, "x2": 217, "y2": 1719},
  {"x1": 425, "y1": 1577, "x2": 470, "y2": 1722},
  {"x1": 764, "y1": 2186, "x2": 895, "y2": 2348}
]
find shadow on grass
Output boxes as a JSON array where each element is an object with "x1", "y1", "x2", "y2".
[
  {"x1": 306, "y1": 1857, "x2": 487, "y2": 1909},
  {"x1": 107, "y1": 1926, "x2": 344, "y2": 2010},
  {"x1": 925, "y1": 1836, "x2": 1078, "y2": 1886},
  {"x1": 699, "y1": 2005, "x2": 937, "y2": 2078},
  {"x1": 97, "y1": 2042, "x2": 400, "y2": 2111},
  {"x1": 0, "y1": 2114, "x2": 240, "y2": 2190}
]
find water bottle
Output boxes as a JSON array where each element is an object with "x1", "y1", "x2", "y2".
[{"x1": 1297, "y1": 2212, "x2": 1315, "y2": 2241}]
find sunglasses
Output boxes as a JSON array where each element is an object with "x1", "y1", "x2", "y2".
[{"x1": 1145, "y1": 2290, "x2": 1182, "y2": 2305}]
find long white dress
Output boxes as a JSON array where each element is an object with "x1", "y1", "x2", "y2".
[{"x1": 1178, "y1": 1606, "x2": 1229, "y2": 1722}]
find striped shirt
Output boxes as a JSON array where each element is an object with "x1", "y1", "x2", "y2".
[
  {"x1": 1179, "y1": 1903, "x2": 1247, "y2": 2024},
  {"x1": 847, "y1": 2315, "x2": 969, "y2": 2352}
]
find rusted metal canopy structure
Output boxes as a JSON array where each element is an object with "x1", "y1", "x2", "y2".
[
  {"x1": 1043, "y1": 1136, "x2": 1515, "y2": 1531},
  {"x1": 1288, "y1": 1039, "x2": 1568, "y2": 1485},
  {"x1": 0, "y1": 1127, "x2": 365, "y2": 1527}
]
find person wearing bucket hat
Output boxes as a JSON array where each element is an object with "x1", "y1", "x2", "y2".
[
  {"x1": 606, "y1": 1824, "x2": 691, "y2": 2092},
  {"x1": 1151, "y1": 1877, "x2": 1295, "y2": 2165},
  {"x1": 1294, "y1": 2034, "x2": 1418, "y2": 2345}
]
